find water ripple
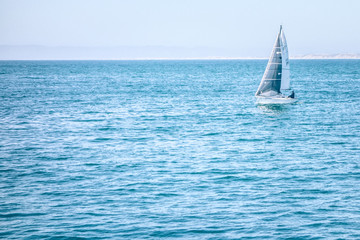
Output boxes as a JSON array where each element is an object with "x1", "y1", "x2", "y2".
[{"x1": 1, "y1": 60, "x2": 360, "y2": 239}]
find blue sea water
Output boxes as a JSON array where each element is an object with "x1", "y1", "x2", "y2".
[{"x1": 1, "y1": 59, "x2": 360, "y2": 239}]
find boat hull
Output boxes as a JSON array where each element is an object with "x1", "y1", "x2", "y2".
[{"x1": 256, "y1": 96, "x2": 297, "y2": 104}]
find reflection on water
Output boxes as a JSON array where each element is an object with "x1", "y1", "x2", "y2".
[{"x1": 257, "y1": 104, "x2": 288, "y2": 115}]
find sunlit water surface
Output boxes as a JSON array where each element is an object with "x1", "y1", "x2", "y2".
[{"x1": 1, "y1": 60, "x2": 360, "y2": 239}]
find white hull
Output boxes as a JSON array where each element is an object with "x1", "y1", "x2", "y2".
[{"x1": 256, "y1": 96, "x2": 297, "y2": 104}]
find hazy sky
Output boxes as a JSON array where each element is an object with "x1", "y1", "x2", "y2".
[{"x1": 1, "y1": 0, "x2": 360, "y2": 58}]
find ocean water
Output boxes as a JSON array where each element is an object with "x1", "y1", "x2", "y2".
[{"x1": 1, "y1": 60, "x2": 360, "y2": 239}]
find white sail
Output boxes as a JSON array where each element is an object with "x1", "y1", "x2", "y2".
[
  {"x1": 280, "y1": 27, "x2": 290, "y2": 90},
  {"x1": 255, "y1": 26, "x2": 297, "y2": 104},
  {"x1": 255, "y1": 25, "x2": 291, "y2": 97},
  {"x1": 255, "y1": 29, "x2": 282, "y2": 96}
]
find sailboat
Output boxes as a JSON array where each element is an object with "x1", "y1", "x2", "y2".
[{"x1": 255, "y1": 25, "x2": 297, "y2": 104}]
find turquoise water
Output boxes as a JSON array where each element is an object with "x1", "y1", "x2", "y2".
[{"x1": 1, "y1": 60, "x2": 360, "y2": 239}]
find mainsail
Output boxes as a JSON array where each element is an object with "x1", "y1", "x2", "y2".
[{"x1": 255, "y1": 25, "x2": 290, "y2": 96}]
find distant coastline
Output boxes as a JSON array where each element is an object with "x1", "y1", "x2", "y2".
[
  {"x1": 292, "y1": 53, "x2": 360, "y2": 59},
  {"x1": 0, "y1": 45, "x2": 359, "y2": 60}
]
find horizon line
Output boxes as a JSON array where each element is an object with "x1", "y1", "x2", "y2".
[{"x1": 1, "y1": 57, "x2": 360, "y2": 61}]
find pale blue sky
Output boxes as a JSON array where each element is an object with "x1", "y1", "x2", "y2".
[{"x1": 1, "y1": 0, "x2": 360, "y2": 58}]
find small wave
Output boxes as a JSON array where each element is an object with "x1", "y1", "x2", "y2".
[
  {"x1": 155, "y1": 192, "x2": 180, "y2": 197},
  {"x1": 203, "y1": 132, "x2": 220, "y2": 136},
  {"x1": 122, "y1": 137, "x2": 152, "y2": 142},
  {"x1": 71, "y1": 119, "x2": 104, "y2": 122},
  {"x1": 0, "y1": 212, "x2": 45, "y2": 218},
  {"x1": 237, "y1": 138, "x2": 263, "y2": 142},
  {"x1": 98, "y1": 127, "x2": 117, "y2": 131},
  {"x1": 20, "y1": 76, "x2": 44, "y2": 80},
  {"x1": 92, "y1": 137, "x2": 113, "y2": 142}
]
